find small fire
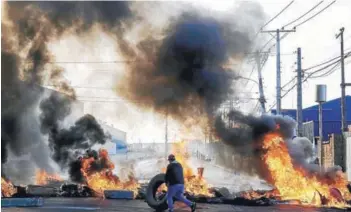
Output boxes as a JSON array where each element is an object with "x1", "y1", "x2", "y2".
[
  {"x1": 1, "y1": 178, "x2": 17, "y2": 197},
  {"x1": 161, "y1": 142, "x2": 213, "y2": 197},
  {"x1": 80, "y1": 149, "x2": 140, "y2": 197},
  {"x1": 260, "y1": 132, "x2": 351, "y2": 208},
  {"x1": 35, "y1": 169, "x2": 63, "y2": 185}
]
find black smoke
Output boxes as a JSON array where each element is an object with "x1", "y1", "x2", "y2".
[
  {"x1": 39, "y1": 93, "x2": 107, "y2": 168},
  {"x1": 1, "y1": 1, "x2": 134, "y2": 182},
  {"x1": 215, "y1": 111, "x2": 296, "y2": 148},
  {"x1": 117, "y1": 11, "x2": 258, "y2": 124}
]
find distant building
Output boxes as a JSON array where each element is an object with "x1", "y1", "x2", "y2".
[
  {"x1": 98, "y1": 122, "x2": 127, "y2": 155},
  {"x1": 271, "y1": 95, "x2": 351, "y2": 139}
]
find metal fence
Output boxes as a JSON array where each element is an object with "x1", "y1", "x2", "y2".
[{"x1": 302, "y1": 121, "x2": 314, "y2": 142}]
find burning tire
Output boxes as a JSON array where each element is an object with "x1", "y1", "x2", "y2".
[{"x1": 146, "y1": 173, "x2": 168, "y2": 211}]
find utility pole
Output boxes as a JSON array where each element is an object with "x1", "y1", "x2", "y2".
[
  {"x1": 336, "y1": 27, "x2": 351, "y2": 172},
  {"x1": 336, "y1": 27, "x2": 347, "y2": 133},
  {"x1": 165, "y1": 109, "x2": 168, "y2": 160},
  {"x1": 296, "y1": 47, "x2": 303, "y2": 137},
  {"x1": 261, "y1": 28, "x2": 296, "y2": 114},
  {"x1": 255, "y1": 51, "x2": 267, "y2": 113}
]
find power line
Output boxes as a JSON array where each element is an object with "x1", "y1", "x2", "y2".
[
  {"x1": 282, "y1": 76, "x2": 296, "y2": 90},
  {"x1": 46, "y1": 60, "x2": 135, "y2": 64},
  {"x1": 282, "y1": 1, "x2": 324, "y2": 29},
  {"x1": 293, "y1": 0, "x2": 336, "y2": 29},
  {"x1": 309, "y1": 59, "x2": 351, "y2": 79},
  {"x1": 305, "y1": 51, "x2": 351, "y2": 75},
  {"x1": 260, "y1": 1, "x2": 295, "y2": 30},
  {"x1": 32, "y1": 52, "x2": 296, "y2": 65},
  {"x1": 265, "y1": 0, "x2": 336, "y2": 57},
  {"x1": 304, "y1": 50, "x2": 351, "y2": 72},
  {"x1": 309, "y1": 62, "x2": 340, "y2": 78},
  {"x1": 268, "y1": 55, "x2": 351, "y2": 111}
]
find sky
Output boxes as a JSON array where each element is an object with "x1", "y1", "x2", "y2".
[{"x1": 47, "y1": 0, "x2": 351, "y2": 143}]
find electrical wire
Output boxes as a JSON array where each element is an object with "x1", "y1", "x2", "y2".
[
  {"x1": 293, "y1": 0, "x2": 336, "y2": 28},
  {"x1": 260, "y1": 1, "x2": 295, "y2": 30},
  {"x1": 282, "y1": 76, "x2": 296, "y2": 90},
  {"x1": 308, "y1": 63, "x2": 340, "y2": 78},
  {"x1": 304, "y1": 51, "x2": 351, "y2": 72},
  {"x1": 282, "y1": 1, "x2": 324, "y2": 29},
  {"x1": 268, "y1": 55, "x2": 351, "y2": 111},
  {"x1": 309, "y1": 59, "x2": 351, "y2": 79}
]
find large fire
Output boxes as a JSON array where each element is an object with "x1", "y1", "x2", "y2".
[
  {"x1": 1, "y1": 178, "x2": 17, "y2": 197},
  {"x1": 80, "y1": 149, "x2": 140, "y2": 197},
  {"x1": 161, "y1": 142, "x2": 213, "y2": 197},
  {"x1": 35, "y1": 169, "x2": 63, "y2": 185},
  {"x1": 260, "y1": 132, "x2": 351, "y2": 208}
]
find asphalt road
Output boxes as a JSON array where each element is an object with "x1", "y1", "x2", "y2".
[{"x1": 1, "y1": 198, "x2": 349, "y2": 212}]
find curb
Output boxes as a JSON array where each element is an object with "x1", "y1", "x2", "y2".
[
  {"x1": 104, "y1": 190, "x2": 134, "y2": 200},
  {"x1": 1, "y1": 197, "x2": 44, "y2": 207}
]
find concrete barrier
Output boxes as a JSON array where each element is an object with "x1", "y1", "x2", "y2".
[
  {"x1": 104, "y1": 190, "x2": 134, "y2": 200},
  {"x1": 1, "y1": 197, "x2": 44, "y2": 207}
]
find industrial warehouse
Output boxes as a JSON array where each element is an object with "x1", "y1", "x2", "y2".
[{"x1": 1, "y1": 1, "x2": 351, "y2": 212}]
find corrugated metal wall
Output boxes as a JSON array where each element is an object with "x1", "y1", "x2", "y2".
[{"x1": 271, "y1": 96, "x2": 351, "y2": 139}]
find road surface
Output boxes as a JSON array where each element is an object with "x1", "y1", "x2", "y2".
[
  {"x1": 1, "y1": 198, "x2": 347, "y2": 212},
  {"x1": 134, "y1": 156, "x2": 271, "y2": 193}
]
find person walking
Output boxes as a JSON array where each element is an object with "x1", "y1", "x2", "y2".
[{"x1": 165, "y1": 154, "x2": 196, "y2": 212}]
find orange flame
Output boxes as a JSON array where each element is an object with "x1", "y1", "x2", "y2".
[
  {"x1": 1, "y1": 178, "x2": 17, "y2": 197},
  {"x1": 80, "y1": 149, "x2": 140, "y2": 197},
  {"x1": 35, "y1": 169, "x2": 63, "y2": 185},
  {"x1": 260, "y1": 132, "x2": 350, "y2": 208},
  {"x1": 162, "y1": 142, "x2": 213, "y2": 197}
]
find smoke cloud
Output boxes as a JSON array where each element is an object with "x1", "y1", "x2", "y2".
[
  {"x1": 117, "y1": 5, "x2": 265, "y2": 127},
  {"x1": 1, "y1": 1, "x2": 134, "y2": 182}
]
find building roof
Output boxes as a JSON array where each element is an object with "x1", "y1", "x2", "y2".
[{"x1": 304, "y1": 95, "x2": 351, "y2": 110}]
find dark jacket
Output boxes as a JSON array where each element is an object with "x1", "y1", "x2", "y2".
[{"x1": 165, "y1": 161, "x2": 185, "y2": 186}]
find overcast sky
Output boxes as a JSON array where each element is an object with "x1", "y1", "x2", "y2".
[{"x1": 48, "y1": 0, "x2": 351, "y2": 143}]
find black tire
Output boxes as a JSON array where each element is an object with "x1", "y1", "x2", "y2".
[{"x1": 145, "y1": 173, "x2": 168, "y2": 212}]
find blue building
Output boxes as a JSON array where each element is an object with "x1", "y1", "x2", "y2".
[{"x1": 271, "y1": 95, "x2": 351, "y2": 139}]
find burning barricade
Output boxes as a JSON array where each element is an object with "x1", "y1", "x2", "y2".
[
  {"x1": 256, "y1": 132, "x2": 351, "y2": 208},
  {"x1": 235, "y1": 132, "x2": 351, "y2": 209},
  {"x1": 35, "y1": 169, "x2": 63, "y2": 186},
  {"x1": 79, "y1": 148, "x2": 140, "y2": 197},
  {"x1": 1, "y1": 148, "x2": 141, "y2": 199},
  {"x1": 1, "y1": 178, "x2": 17, "y2": 198}
]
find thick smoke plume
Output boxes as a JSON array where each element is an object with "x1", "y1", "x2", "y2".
[
  {"x1": 1, "y1": 1, "x2": 134, "y2": 182},
  {"x1": 117, "y1": 8, "x2": 264, "y2": 126},
  {"x1": 39, "y1": 93, "x2": 107, "y2": 168}
]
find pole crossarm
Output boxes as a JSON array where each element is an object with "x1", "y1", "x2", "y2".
[{"x1": 261, "y1": 29, "x2": 296, "y2": 33}]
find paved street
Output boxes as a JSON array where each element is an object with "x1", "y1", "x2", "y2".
[{"x1": 1, "y1": 198, "x2": 349, "y2": 212}]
